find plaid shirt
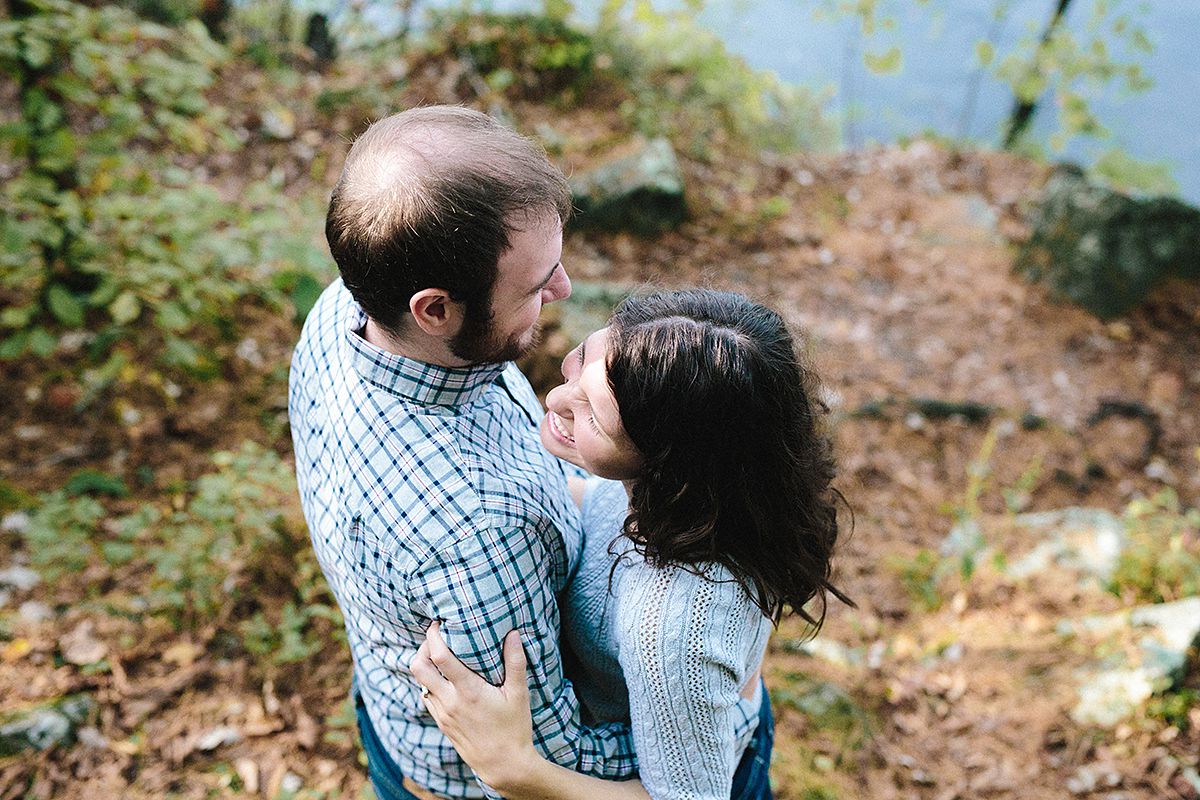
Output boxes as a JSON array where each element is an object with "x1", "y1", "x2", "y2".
[{"x1": 289, "y1": 280, "x2": 637, "y2": 798}]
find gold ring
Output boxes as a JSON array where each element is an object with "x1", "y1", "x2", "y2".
[{"x1": 419, "y1": 684, "x2": 430, "y2": 698}]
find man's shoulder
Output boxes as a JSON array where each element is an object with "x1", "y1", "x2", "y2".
[{"x1": 296, "y1": 278, "x2": 353, "y2": 352}]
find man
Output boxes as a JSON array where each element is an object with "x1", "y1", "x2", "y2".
[{"x1": 289, "y1": 107, "x2": 637, "y2": 800}]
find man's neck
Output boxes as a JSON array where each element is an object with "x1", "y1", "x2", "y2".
[{"x1": 363, "y1": 318, "x2": 472, "y2": 369}]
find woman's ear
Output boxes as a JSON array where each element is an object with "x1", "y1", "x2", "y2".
[{"x1": 409, "y1": 288, "x2": 466, "y2": 340}]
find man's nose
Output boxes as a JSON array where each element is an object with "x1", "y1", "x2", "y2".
[{"x1": 543, "y1": 265, "x2": 571, "y2": 303}]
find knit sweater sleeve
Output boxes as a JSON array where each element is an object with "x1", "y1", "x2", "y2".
[{"x1": 615, "y1": 561, "x2": 768, "y2": 800}]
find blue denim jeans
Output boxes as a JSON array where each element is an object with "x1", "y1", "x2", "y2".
[
  {"x1": 355, "y1": 688, "x2": 424, "y2": 800},
  {"x1": 355, "y1": 683, "x2": 776, "y2": 800},
  {"x1": 729, "y1": 683, "x2": 776, "y2": 800}
]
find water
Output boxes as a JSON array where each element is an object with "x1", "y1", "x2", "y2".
[
  {"x1": 353, "y1": 0, "x2": 1200, "y2": 203},
  {"x1": 697, "y1": 0, "x2": 1200, "y2": 204}
]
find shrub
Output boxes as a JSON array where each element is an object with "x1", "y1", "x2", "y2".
[
  {"x1": 20, "y1": 442, "x2": 342, "y2": 664},
  {"x1": 596, "y1": 8, "x2": 836, "y2": 158},
  {"x1": 0, "y1": 0, "x2": 325, "y2": 380},
  {"x1": 420, "y1": 10, "x2": 597, "y2": 102}
]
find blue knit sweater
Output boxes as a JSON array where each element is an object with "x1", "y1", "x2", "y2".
[{"x1": 561, "y1": 477, "x2": 771, "y2": 800}]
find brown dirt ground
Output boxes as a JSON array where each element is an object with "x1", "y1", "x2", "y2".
[{"x1": 1, "y1": 58, "x2": 1199, "y2": 800}]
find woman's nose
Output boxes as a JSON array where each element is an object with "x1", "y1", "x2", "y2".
[
  {"x1": 560, "y1": 346, "x2": 580, "y2": 381},
  {"x1": 545, "y1": 384, "x2": 572, "y2": 417}
]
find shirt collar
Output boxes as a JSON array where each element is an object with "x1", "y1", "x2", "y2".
[{"x1": 344, "y1": 309, "x2": 507, "y2": 408}]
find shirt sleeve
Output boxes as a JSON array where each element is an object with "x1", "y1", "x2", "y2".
[
  {"x1": 407, "y1": 521, "x2": 638, "y2": 788},
  {"x1": 616, "y1": 565, "x2": 765, "y2": 800}
]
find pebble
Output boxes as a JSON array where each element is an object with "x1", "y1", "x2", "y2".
[
  {"x1": 0, "y1": 566, "x2": 41, "y2": 591},
  {"x1": 1, "y1": 511, "x2": 30, "y2": 534},
  {"x1": 196, "y1": 726, "x2": 243, "y2": 751},
  {"x1": 281, "y1": 772, "x2": 303, "y2": 793},
  {"x1": 77, "y1": 726, "x2": 109, "y2": 749},
  {"x1": 18, "y1": 601, "x2": 53, "y2": 624}
]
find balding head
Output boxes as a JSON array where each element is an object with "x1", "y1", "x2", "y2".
[{"x1": 326, "y1": 106, "x2": 571, "y2": 336}]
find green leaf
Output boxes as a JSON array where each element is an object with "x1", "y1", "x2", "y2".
[
  {"x1": 35, "y1": 128, "x2": 76, "y2": 174},
  {"x1": 65, "y1": 468, "x2": 130, "y2": 498},
  {"x1": 28, "y1": 326, "x2": 57, "y2": 357},
  {"x1": 975, "y1": 41, "x2": 995, "y2": 68},
  {"x1": 20, "y1": 34, "x2": 52, "y2": 69},
  {"x1": 47, "y1": 284, "x2": 85, "y2": 327},
  {"x1": 0, "y1": 304, "x2": 36, "y2": 329},
  {"x1": 156, "y1": 301, "x2": 190, "y2": 332},
  {"x1": 0, "y1": 331, "x2": 29, "y2": 360},
  {"x1": 109, "y1": 291, "x2": 141, "y2": 325},
  {"x1": 863, "y1": 47, "x2": 902, "y2": 75}
]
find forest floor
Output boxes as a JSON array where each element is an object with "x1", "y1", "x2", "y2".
[{"x1": 2, "y1": 55, "x2": 1199, "y2": 800}]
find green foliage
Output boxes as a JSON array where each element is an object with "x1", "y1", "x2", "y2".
[
  {"x1": 890, "y1": 548, "x2": 945, "y2": 611},
  {"x1": 1146, "y1": 686, "x2": 1200, "y2": 732},
  {"x1": 772, "y1": 673, "x2": 873, "y2": 756},
  {"x1": 0, "y1": 0, "x2": 325, "y2": 380},
  {"x1": 992, "y1": 0, "x2": 1153, "y2": 147},
  {"x1": 0, "y1": 481, "x2": 37, "y2": 513},
  {"x1": 1091, "y1": 147, "x2": 1179, "y2": 196},
  {"x1": 599, "y1": 5, "x2": 836, "y2": 158},
  {"x1": 20, "y1": 443, "x2": 342, "y2": 667},
  {"x1": 423, "y1": 11, "x2": 597, "y2": 102},
  {"x1": 21, "y1": 490, "x2": 107, "y2": 581},
  {"x1": 1108, "y1": 489, "x2": 1200, "y2": 604},
  {"x1": 823, "y1": 0, "x2": 1162, "y2": 177},
  {"x1": 64, "y1": 469, "x2": 130, "y2": 499}
]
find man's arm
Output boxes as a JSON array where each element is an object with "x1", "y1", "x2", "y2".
[{"x1": 406, "y1": 521, "x2": 638, "y2": 780}]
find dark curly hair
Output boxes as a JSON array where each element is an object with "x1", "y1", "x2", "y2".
[{"x1": 606, "y1": 289, "x2": 852, "y2": 628}]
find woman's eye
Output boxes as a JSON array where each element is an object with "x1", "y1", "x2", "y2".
[{"x1": 587, "y1": 414, "x2": 601, "y2": 433}]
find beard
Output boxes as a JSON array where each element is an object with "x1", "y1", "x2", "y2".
[{"x1": 449, "y1": 310, "x2": 542, "y2": 365}]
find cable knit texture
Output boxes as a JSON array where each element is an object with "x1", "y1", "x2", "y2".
[{"x1": 563, "y1": 477, "x2": 771, "y2": 800}]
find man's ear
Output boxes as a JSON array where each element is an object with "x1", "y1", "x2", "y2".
[{"x1": 409, "y1": 288, "x2": 466, "y2": 339}]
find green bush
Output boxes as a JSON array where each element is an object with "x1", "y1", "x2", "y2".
[
  {"x1": 597, "y1": 7, "x2": 836, "y2": 158},
  {"x1": 20, "y1": 442, "x2": 342, "y2": 663},
  {"x1": 21, "y1": 490, "x2": 108, "y2": 581},
  {"x1": 0, "y1": 0, "x2": 324, "y2": 379},
  {"x1": 421, "y1": 11, "x2": 597, "y2": 102}
]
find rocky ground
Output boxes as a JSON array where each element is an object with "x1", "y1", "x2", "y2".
[{"x1": 1, "y1": 69, "x2": 1198, "y2": 800}]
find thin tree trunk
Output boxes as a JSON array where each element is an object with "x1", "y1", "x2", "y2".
[{"x1": 1001, "y1": 0, "x2": 1075, "y2": 149}]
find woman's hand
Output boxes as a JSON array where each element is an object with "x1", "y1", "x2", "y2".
[{"x1": 410, "y1": 622, "x2": 539, "y2": 791}]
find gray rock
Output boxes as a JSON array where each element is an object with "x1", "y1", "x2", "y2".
[
  {"x1": 555, "y1": 282, "x2": 632, "y2": 345},
  {"x1": 18, "y1": 600, "x2": 53, "y2": 624},
  {"x1": 570, "y1": 138, "x2": 686, "y2": 234},
  {"x1": 1068, "y1": 597, "x2": 1200, "y2": 727},
  {"x1": 1015, "y1": 164, "x2": 1200, "y2": 319},
  {"x1": 1, "y1": 512, "x2": 30, "y2": 534},
  {"x1": 0, "y1": 565, "x2": 41, "y2": 592},
  {"x1": 196, "y1": 725, "x2": 242, "y2": 751},
  {"x1": 0, "y1": 695, "x2": 96, "y2": 756},
  {"x1": 1007, "y1": 508, "x2": 1126, "y2": 583}
]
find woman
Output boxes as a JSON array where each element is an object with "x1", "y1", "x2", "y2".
[{"x1": 411, "y1": 289, "x2": 850, "y2": 800}]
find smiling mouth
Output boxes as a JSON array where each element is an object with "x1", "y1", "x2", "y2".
[{"x1": 548, "y1": 411, "x2": 576, "y2": 445}]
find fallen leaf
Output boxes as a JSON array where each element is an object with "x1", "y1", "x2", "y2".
[
  {"x1": 162, "y1": 640, "x2": 202, "y2": 668},
  {"x1": 2, "y1": 638, "x2": 32, "y2": 662},
  {"x1": 235, "y1": 758, "x2": 260, "y2": 794}
]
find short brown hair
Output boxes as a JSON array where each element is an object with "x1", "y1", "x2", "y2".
[{"x1": 325, "y1": 106, "x2": 571, "y2": 335}]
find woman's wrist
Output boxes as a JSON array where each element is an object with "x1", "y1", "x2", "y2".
[{"x1": 482, "y1": 741, "x2": 546, "y2": 796}]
